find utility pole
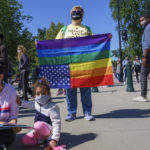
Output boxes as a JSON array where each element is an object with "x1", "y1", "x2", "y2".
[{"x1": 117, "y1": 0, "x2": 123, "y2": 82}]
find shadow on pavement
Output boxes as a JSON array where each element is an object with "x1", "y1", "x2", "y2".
[
  {"x1": 18, "y1": 107, "x2": 35, "y2": 118},
  {"x1": 95, "y1": 109, "x2": 150, "y2": 118},
  {"x1": 8, "y1": 133, "x2": 44, "y2": 150},
  {"x1": 8, "y1": 132, "x2": 97, "y2": 150},
  {"x1": 112, "y1": 84, "x2": 125, "y2": 87},
  {"x1": 134, "y1": 89, "x2": 150, "y2": 93},
  {"x1": 54, "y1": 100, "x2": 65, "y2": 104},
  {"x1": 58, "y1": 132, "x2": 97, "y2": 149},
  {"x1": 52, "y1": 96, "x2": 66, "y2": 100},
  {"x1": 98, "y1": 90, "x2": 117, "y2": 93}
]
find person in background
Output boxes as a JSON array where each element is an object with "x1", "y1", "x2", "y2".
[
  {"x1": 0, "y1": 66, "x2": 21, "y2": 150},
  {"x1": 122, "y1": 56, "x2": 129, "y2": 85},
  {"x1": 133, "y1": 55, "x2": 141, "y2": 83},
  {"x1": 17, "y1": 78, "x2": 61, "y2": 150},
  {"x1": 56, "y1": 5, "x2": 95, "y2": 121},
  {"x1": 115, "y1": 59, "x2": 121, "y2": 83},
  {"x1": 0, "y1": 33, "x2": 8, "y2": 83},
  {"x1": 17, "y1": 45, "x2": 33, "y2": 100},
  {"x1": 133, "y1": 15, "x2": 150, "y2": 102}
]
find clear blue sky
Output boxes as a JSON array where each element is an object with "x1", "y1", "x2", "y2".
[{"x1": 18, "y1": 0, "x2": 119, "y2": 56}]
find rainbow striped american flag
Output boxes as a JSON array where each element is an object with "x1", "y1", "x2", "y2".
[{"x1": 36, "y1": 33, "x2": 114, "y2": 88}]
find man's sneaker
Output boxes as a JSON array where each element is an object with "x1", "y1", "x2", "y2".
[
  {"x1": 84, "y1": 113, "x2": 95, "y2": 121},
  {"x1": 0, "y1": 145, "x2": 7, "y2": 150},
  {"x1": 133, "y1": 96, "x2": 148, "y2": 102},
  {"x1": 65, "y1": 114, "x2": 76, "y2": 121}
]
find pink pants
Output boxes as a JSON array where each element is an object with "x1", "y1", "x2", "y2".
[{"x1": 22, "y1": 121, "x2": 52, "y2": 146}]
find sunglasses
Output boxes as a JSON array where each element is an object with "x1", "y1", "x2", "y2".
[{"x1": 72, "y1": 10, "x2": 82, "y2": 15}]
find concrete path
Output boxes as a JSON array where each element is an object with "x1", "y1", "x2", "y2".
[{"x1": 8, "y1": 76, "x2": 150, "y2": 150}]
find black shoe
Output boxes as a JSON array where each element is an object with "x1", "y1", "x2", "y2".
[{"x1": 0, "y1": 144, "x2": 7, "y2": 150}]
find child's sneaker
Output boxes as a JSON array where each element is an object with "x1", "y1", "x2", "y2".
[
  {"x1": 54, "y1": 145, "x2": 66, "y2": 150},
  {"x1": 44, "y1": 145, "x2": 66, "y2": 150}
]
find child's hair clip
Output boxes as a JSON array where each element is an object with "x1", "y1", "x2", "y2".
[{"x1": 38, "y1": 79, "x2": 43, "y2": 83}]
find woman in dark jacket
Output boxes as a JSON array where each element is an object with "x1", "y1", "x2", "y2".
[{"x1": 17, "y1": 45, "x2": 32, "y2": 100}]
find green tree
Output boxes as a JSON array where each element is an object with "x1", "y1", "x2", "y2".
[
  {"x1": 20, "y1": 28, "x2": 38, "y2": 70},
  {"x1": 31, "y1": 22, "x2": 64, "y2": 71},
  {"x1": 46, "y1": 22, "x2": 63, "y2": 40},
  {"x1": 0, "y1": 0, "x2": 32, "y2": 68},
  {"x1": 37, "y1": 27, "x2": 47, "y2": 40},
  {"x1": 110, "y1": 0, "x2": 150, "y2": 59}
]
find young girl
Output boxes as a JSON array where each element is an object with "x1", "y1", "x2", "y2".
[{"x1": 18, "y1": 78, "x2": 61, "y2": 150}]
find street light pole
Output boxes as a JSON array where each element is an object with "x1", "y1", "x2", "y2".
[{"x1": 117, "y1": 0, "x2": 123, "y2": 82}]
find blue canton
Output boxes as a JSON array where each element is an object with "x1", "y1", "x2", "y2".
[{"x1": 40, "y1": 65, "x2": 71, "y2": 88}]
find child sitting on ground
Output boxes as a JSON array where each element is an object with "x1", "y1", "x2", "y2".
[{"x1": 18, "y1": 78, "x2": 61, "y2": 150}]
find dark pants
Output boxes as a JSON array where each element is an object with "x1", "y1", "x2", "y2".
[
  {"x1": 0, "y1": 129, "x2": 16, "y2": 146},
  {"x1": 135, "y1": 65, "x2": 141, "y2": 82},
  {"x1": 140, "y1": 58, "x2": 150, "y2": 97},
  {"x1": 135, "y1": 70, "x2": 140, "y2": 82},
  {"x1": 20, "y1": 70, "x2": 32, "y2": 100},
  {"x1": 0, "y1": 64, "x2": 8, "y2": 83},
  {"x1": 4, "y1": 70, "x2": 8, "y2": 83}
]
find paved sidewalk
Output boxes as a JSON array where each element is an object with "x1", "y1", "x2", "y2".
[{"x1": 8, "y1": 77, "x2": 150, "y2": 150}]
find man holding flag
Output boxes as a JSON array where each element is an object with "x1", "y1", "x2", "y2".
[
  {"x1": 36, "y1": 6, "x2": 113, "y2": 122},
  {"x1": 56, "y1": 5, "x2": 95, "y2": 121}
]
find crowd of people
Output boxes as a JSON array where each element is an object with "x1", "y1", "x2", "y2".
[
  {"x1": 114, "y1": 55, "x2": 141, "y2": 84},
  {"x1": 113, "y1": 14, "x2": 150, "y2": 103},
  {"x1": 0, "y1": 5, "x2": 150, "y2": 150}
]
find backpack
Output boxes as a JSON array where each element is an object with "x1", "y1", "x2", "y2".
[{"x1": 62, "y1": 25, "x2": 91, "y2": 37}]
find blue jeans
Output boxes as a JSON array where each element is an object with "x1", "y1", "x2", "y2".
[
  {"x1": 115, "y1": 72, "x2": 120, "y2": 82},
  {"x1": 66, "y1": 88, "x2": 92, "y2": 115}
]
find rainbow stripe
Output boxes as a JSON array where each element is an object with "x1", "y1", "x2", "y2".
[{"x1": 37, "y1": 34, "x2": 114, "y2": 88}]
